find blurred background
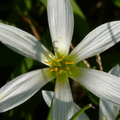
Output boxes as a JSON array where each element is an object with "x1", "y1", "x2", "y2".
[{"x1": 0, "y1": 0, "x2": 120, "y2": 119}]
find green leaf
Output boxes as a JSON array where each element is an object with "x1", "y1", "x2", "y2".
[
  {"x1": 24, "y1": 0, "x2": 32, "y2": 11},
  {"x1": 111, "y1": 0, "x2": 120, "y2": 8},
  {"x1": 70, "y1": 0, "x2": 89, "y2": 41},
  {"x1": 40, "y1": 0, "x2": 47, "y2": 7}
]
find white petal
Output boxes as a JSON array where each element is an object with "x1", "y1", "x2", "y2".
[
  {"x1": 42, "y1": 90, "x2": 90, "y2": 120},
  {"x1": 109, "y1": 64, "x2": 120, "y2": 77},
  {"x1": 47, "y1": 0, "x2": 74, "y2": 56},
  {"x1": 0, "y1": 23, "x2": 54, "y2": 64},
  {"x1": 42, "y1": 90, "x2": 54, "y2": 107},
  {"x1": 99, "y1": 65, "x2": 120, "y2": 120},
  {"x1": 69, "y1": 67, "x2": 120, "y2": 107},
  {"x1": 67, "y1": 21, "x2": 120, "y2": 63},
  {"x1": 51, "y1": 74, "x2": 74, "y2": 120},
  {"x1": 99, "y1": 100, "x2": 119, "y2": 120},
  {"x1": 0, "y1": 68, "x2": 55, "y2": 112}
]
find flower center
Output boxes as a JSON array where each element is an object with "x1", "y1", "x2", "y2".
[{"x1": 45, "y1": 55, "x2": 74, "y2": 77}]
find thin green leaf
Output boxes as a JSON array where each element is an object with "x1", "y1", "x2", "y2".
[{"x1": 70, "y1": 0, "x2": 89, "y2": 40}]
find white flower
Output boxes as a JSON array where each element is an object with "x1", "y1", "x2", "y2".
[{"x1": 0, "y1": 0, "x2": 120, "y2": 120}]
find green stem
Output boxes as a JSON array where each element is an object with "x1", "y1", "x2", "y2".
[{"x1": 70, "y1": 104, "x2": 94, "y2": 120}]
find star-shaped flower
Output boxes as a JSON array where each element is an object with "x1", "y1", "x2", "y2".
[{"x1": 0, "y1": 0, "x2": 120, "y2": 120}]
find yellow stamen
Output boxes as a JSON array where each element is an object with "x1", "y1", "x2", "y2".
[
  {"x1": 65, "y1": 61, "x2": 74, "y2": 64},
  {"x1": 56, "y1": 55, "x2": 65, "y2": 62},
  {"x1": 56, "y1": 58, "x2": 62, "y2": 62},
  {"x1": 54, "y1": 67, "x2": 58, "y2": 71},
  {"x1": 45, "y1": 62, "x2": 56, "y2": 65},
  {"x1": 50, "y1": 67, "x2": 58, "y2": 72},
  {"x1": 66, "y1": 66, "x2": 72, "y2": 74},
  {"x1": 50, "y1": 68, "x2": 55, "y2": 72},
  {"x1": 45, "y1": 55, "x2": 74, "y2": 77}
]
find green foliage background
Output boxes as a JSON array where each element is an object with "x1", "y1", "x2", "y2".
[{"x1": 0, "y1": 0, "x2": 120, "y2": 120}]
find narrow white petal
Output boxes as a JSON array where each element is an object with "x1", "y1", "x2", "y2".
[
  {"x1": 99, "y1": 100, "x2": 119, "y2": 120},
  {"x1": 69, "y1": 67, "x2": 120, "y2": 107},
  {"x1": 109, "y1": 64, "x2": 120, "y2": 77},
  {"x1": 42, "y1": 90, "x2": 90, "y2": 120},
  {"x1": 0, "y1": 68, "x2": 55, "y2": 112},
  {"x1": 47, "y1": 0, "x2": 74, "y2": 55},
  {"x1": 0, "y1": 23, "x2": 54, "y2": 64},
  {"x1": 42, "y1": 90, "x2": 54, "y2": 107},
  {"x1": 51, "y1": 74, "x2": 74, "y2": 120},
  {"x1": 67, "y1": 21, "x2": 120, "y2": 63},
  {"x1": 99, "y1": 65, "x2": 120, "y2": 120}
]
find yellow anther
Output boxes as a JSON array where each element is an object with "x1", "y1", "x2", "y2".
[
  {"x1": 50, "y1": 68, "x2": 55, "y2": 72},
  {"x1": 56, "y1": 58, "x2": 62, "y2": 62},
  {"x1": 65, "y1": 61, "x2": 74, "y2": 64},
  {"x1": 54, "y1": 67, "x2": 58, "y2": 71},
  {"x1": 66, "y1": 66, "x2": 72, "y2": 74},
  {"x1": 45, "y1": 62, "x2": 56, "y2": 65},
  {"x1": 56, "y1": 55, "x2": 65, "y2": 62},
  {"x1": 50, "y1": 67, "x2": 58, "y2": 72}
]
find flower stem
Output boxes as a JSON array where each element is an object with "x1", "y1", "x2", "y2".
[{"x1": 70, "y1": 103, "x2": 94, "y2": 120}]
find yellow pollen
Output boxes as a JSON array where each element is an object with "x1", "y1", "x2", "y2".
[{"x1": 65, "y1": 61, "x2": 74, "y2": 64}]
